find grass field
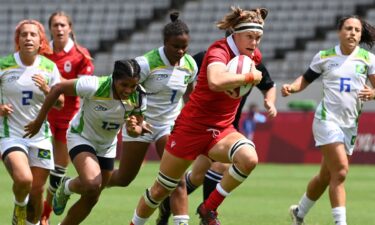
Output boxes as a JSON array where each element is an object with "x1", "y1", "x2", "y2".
[{"x1": 1, "y1": 162, "x2": 375, "y2": 225}]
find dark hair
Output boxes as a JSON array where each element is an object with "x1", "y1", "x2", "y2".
[
  {"x1": 162, "y1": 11, "x2": 189, "y2": 42},
  {"x1": 337, "y1": 15, "x2": 375, "y2": 48},
  {"x1": 112, "y1": 59, "x2": 141, "y2": 81}
]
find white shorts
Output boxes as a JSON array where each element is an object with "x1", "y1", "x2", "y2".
[
  {"x1": 122, "y1": 123, "x2": 172, "y2": 143},
  {"x1": 0, "y1": 137, "x2": 54, "y2": 170},
  {"x1": 66, "y1": 132, "x2": 117, "y2": 158},
  {"x1": 312, "y1": 119, "x2": 357, "y2": 155}
]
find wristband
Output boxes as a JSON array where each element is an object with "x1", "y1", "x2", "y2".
[{"x1": 244, "y1": 73, "x2": 254, "y2": 84}]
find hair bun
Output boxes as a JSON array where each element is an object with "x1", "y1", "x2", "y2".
[{"x1": 170, "y1": 11, "x2": 180, "y2": 22}]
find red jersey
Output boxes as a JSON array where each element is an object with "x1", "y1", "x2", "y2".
[
  {"x1": 47, "y1": 39, "x2": 94, "y2": 124},
  {"x1": 177, "y1": 36, "x2": 261, "y2": 129}
]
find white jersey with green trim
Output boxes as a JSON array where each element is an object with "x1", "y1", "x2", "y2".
[
  {"x1": 0, "y1": 52, "x2": 61, "y2": 140},
  {"x1": 69, "y1": 75, "x2": 146, "y2": 147},
  {"x1": 309, "y1": 45, "x2": 375, "y2": 127},
  {"x1": 136, "y1": 47, "x2": 197, "y2": 126}
]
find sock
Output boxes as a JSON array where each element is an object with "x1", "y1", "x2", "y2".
[
  {"x1": 14, "y1": 194, "x2": 29, "y2": 207},
  {"x1": 173, "y1": 215, "x2": 189, "y2": 225},
  {"x1": 26, "y1": 221, "x2": 40, "y2": 225},
  {"x1": 332, "y1": 207, "x2": 346, "y2": 225},
  {"x1": 203, "y1": 183, "x2": 229, "y2": 211},
  {"x1": 297, "y1": 193, "x2": 315, "y2": 218},
  {"x1": 64, "y1": 178, "x2": 73, "y2": 195},
  {"x1": 131, "y1": 210, "x2": 148, "y2": 225},
  {"x1": 41, "y1": 200, "x2": 52, "y2": 218},
  {"x1": 185, "y1": 171, "x2": 197, "y2": 195},
  {"x1": 49, "y1": 165, "x2": 67, "y2": 194},
  {"x1": 203, "y1": 169, "x2": 223, "y2": 200}
]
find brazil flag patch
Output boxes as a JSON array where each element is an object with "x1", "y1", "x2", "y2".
[{"x1": 38, "y1": 149, "x2": 51, "y2": 160}]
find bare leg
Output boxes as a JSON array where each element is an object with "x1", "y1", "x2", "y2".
[{"x1": 107, "y1": 141, "x2": 149, "y2": 187}]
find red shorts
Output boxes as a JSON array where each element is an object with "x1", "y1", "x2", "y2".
[
  {"x1": 165, "y1": 122, "x2": 237, "y2": 160},
  {"x1": 49, "y1": 120, "x2": 69, "y2": 144}
]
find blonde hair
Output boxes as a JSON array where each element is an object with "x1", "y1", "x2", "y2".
[
  {"x1": 14, "y1": 19, "x2": 52, "y2": 55},
  {"x1": 217, "y1": 6, "x2": 268, "y2": 31}
]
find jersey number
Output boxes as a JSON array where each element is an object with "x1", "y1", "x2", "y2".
[
  {"x1": 22, "y1": 91, "x2": 33, "y2": 105},
  {"x1": 170, "y1": 89, "x2": 177, "y2": 103},
  {"x1": 102, "y1": 122, "x2": 120, "y2": 131},
  {"x1": 340, "y1": 78, "x2": 351, "y2": 92}
]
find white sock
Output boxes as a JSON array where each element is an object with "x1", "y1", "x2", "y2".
[
  {"x1": 297, "y1": 193, "x2": 315, "y2": 218},
  {"x1": 131, "y1": 210, "x2": 148, "y2": 225},
  {"x1": 14, "y1": 194, "x2": 29, "y2": 207},
  {"x1": 216, "y1": 183, "x2": 230, "y2": 197},
  {"x1": 173, "y1": 215, "x2": 189, "y2": 225},
  {"x1": 64, "y1": 178, "x2": 73, "y2": 195},
  {"x1": 26, "y1": 221, "x2": 40, "y2": 225},
  {"x1": 332, "y1": 207, "x2": 346, "y2": 225}
]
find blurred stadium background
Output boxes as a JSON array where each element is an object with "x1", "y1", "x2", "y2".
[{"x1": 1, "y1": 0, "x2": 375, "y2": 163}]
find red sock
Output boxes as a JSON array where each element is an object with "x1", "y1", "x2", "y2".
[
  {"x1": 203, "y1": 188, "x2": 226, "y2": 211},
  {"x1": 41, "y1": 200, "x2": 52, "y2": 219},
  {"x1": 130, "y1": 222, "x2": 135, "y2": 225}
]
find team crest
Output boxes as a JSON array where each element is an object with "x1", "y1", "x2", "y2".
[
  {"x1": 355, "y1": 64, "x2": 367, "y2": 75},
  {"x1": 64, "y1": 60, "x2": 72, "y2": 73}
]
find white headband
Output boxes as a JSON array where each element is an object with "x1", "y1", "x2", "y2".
[{"x1": 234, "y1": 22, "x2": 263, "y2": 34}]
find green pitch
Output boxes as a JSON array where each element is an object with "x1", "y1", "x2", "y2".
[{"x1": 1, "y1": 162, "x2": 374, "y2": 225}]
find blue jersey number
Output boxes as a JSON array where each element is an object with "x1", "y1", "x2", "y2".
[
  {"x1": 102, "y1": 121, "x2": 120, "y2": 131},
  {"x1": 340, "y1": 77, "x2": 351, "y2": 92},
  {"x1": 22, "y1": 91, "x2": 33, "y2": 105},
  {"x1": 170, "y1": 89, "x2": 177, "y2": 103}
]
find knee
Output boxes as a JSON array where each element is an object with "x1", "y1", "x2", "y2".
[
  {"x1": 82, "y1": 179, "x2": 102, "y2": 198},
  {"x1": 151, "y1": 183, "x2": 172, "y2": 201},
  {"x1": 114, "y1": 178, "x2": 132, "y2": 187},
  {"x1": 111, "y1": 171, "x2": 135, "y2": 187},
  {"x1": 189, "y1": 171, "x2": 205, "y2": 185},
  {"x1": 174, "y1": 179, "x2": 186, "y2": 193},
  {"x1": 234, "y1": 153, "x2": 258, "y2": 174},
  {"x1": 13, "y1": 174, "x2": 33, "y2": 191},
  {"x1": 331, "y1": 167, "x2": 349, "y2": 183}
]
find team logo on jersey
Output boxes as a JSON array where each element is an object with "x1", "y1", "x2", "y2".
[
  {"x1": 64, "y1": 60, "x2": 72, "y2": 73},
  {"x1": 94, "y1": 105, "x2": 108, "y2": 111},
  {"x1": 2, "y1": 71, "x2": 19, "y2": 83},
  {"x1": 355, "y1": 65, "x2": 367, "y2": 75},
  {"x1": 327, "y1": 63, "x2": 339, "y2": 70},
  {"x1": 171, "y1": 140, "x2": 176, "y2": 148},
  {"x1": 38, "y1": 149, "x2": 51, "y2": 160},
  {"x1": 156, "y1": 74, "x2": 169, "y2": 80}
]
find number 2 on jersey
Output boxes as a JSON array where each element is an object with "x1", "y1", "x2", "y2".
[{"x1": 22, "y1": 91, "x2": 33, "y2": 105}]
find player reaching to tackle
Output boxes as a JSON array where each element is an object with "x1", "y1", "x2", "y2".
[{"x1": 41, "y1": 11, "x2": 94, "y2": 225}]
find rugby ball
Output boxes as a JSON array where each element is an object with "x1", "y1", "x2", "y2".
[{"x1": 225, "y1": 55, "x2": 253, "y2": 99}]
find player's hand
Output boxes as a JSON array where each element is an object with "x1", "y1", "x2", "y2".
[
  {"x1": 264, "y1": 99, "x2": 277, "y2": 118},
  {"x1": 251, "y1": 63, "x2": 262, "y2": 85},
  {"x1": 358, "y1": 84, "x2": 375, "y2": 102},
  {"x1": 32, "y1": 74, "x2": 50, "y2": 95},
  {"x1": 24, "y1": 119, "x2": 43, "y2": 138},
  {"x1": 126, "y1": 115, "x2": 142, "y2": 137},
  {"x1": 0, "y1": 103, "x2": 13, "y2": 116},
  {"x1": 281, "y1": 84, "x2": 293, "y2": 97},
  {"x1": 141, "y1": 121, "x2": 153, "y2": 135}
]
